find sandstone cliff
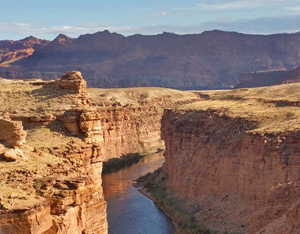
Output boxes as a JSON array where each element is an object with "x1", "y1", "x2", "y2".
[
  {"x1": 0, "y1": 71, "x2": 202, "y2": 233},
  {"x1": 161, "y1": 84, "x2": 300, "y2": 233},
  {"x1": 87, "y1": 87, "x2": 201, "y2": 161},
  {"x1": 0, "y1": 72, "x2": 108, "y2": 234}
]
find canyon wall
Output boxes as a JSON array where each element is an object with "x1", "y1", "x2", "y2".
[
  {"x1": 0, "y1": 71, "x2": 201, "y2": 233},
  {"x1": 161, "y1": 86, "x2": 300, "y2": 233},
  {"x1": 63, "y1": 106, "x2": 164, "y2": 161},
  {"x1": 162, "y1": 109, "x2": 300, "y2": 201},
  {"x1": 99, "y1": 107, "x2": 163, "y2": 160},
  {"x1": 0, "y1": 72, "x2": 108, "y2": 234},
  {"x1": 87, "y1": 87, "x2": 201, "y2": 161}
]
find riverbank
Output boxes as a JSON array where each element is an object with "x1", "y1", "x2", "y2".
[
  {"x1": 103, "y1": 152, "x2": 176, "y2": 234},
  {"x1": 134, "y1": 168, "x2": 215, "y2": 234},
  {"x1": 102, "y1": 147, "x2": 164, "y2": 174}
]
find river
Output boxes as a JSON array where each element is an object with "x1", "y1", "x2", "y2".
[{"x1": 102, "y1": 152, "x2": 176, "y2": 234}]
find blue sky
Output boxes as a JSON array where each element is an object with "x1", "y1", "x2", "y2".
[{"x1": 1, "y1": 0, "x2": 300, "y2": 40}]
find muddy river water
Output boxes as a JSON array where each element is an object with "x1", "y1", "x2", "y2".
[{"x1": 102, "y1": 152, "x2": 176, "y2": 234}]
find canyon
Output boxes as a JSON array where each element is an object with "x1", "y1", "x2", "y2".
[
  {"x1": 1, "y1": 70, "x2": 300, "y2": 234},
  {"x1": 1, "y1": 30, "x2": 300, "y2": 89},
  {"x1": 0, "y1": 71, "x2": 200, "y2": 233},
  {"x1": 160, "y1": 84, "x2": 300, "y2": 233}
]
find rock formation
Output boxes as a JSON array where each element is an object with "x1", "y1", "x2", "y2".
[
  {"x1": 0, "y1": 71, "x2": 108, "y2": 234},
  {"x1": 0, "y1": 71, "x2": 202, "y2": 233},
  {"x1": 87, "y1": 87, "x2": 201, "y2": 160},
  {"x1": 161, "y1": 84, "x2": 300, "y2": 233},
  {"x1": 0, "y1": 118, "x2": 26, "y2": 146}
]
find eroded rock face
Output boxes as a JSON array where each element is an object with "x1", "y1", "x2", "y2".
[
  {"x1": 100, "y1": 107, "x2": 164, "y2": 160},
  {"x1": 60, "y1": 71, "x2": 87, "y2": 94},
  {"x1": 0, "y1": 72, "x2": 108, "y2": 234},
  {"x1": 0, "y1": 202, "x2": 52, "y2": 234},
  {"x1": 63, "y1": 106, "x2": 164, "y2": 161},
  {"x1": 60, "y1": 71, "x2": 89, "y2": 105},
  {"x1": 0, "y1": 118, "x2": 26, "y2": 146},
  {"x1": 161, "y1": 108, "x2": 300, "y2": 233}
]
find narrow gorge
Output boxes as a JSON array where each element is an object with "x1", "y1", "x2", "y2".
[
  {"x1": 1, "y1": 71, "x2": 300, "y2": 234},
  {"x1": 0, "y1": 71, "x2": 200, "y2": 233}
]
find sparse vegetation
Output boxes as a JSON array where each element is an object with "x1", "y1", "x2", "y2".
[
  {"x1": 181, "y1": 83, "x2": 300, "y2": 133},
  {"x1": 103, "y1": 147, "x2": 164, "y2": 174},
  {"x1": 102, "y1": 153, "x2": 146, "y2": 174},
  {"x1": 135, "y1": 169, "x2": 235, "y2": 234},
  {"x1": 33, "y1": 177, "x2": 46, "y2": 196}
]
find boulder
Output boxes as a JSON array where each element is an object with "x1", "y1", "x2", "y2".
[
  {"x1": 3, "y1": 149, "x2": 17, "y2": 162},
  {"x1": 0, "y1": 144, "x2": 5, "y2": 154}
]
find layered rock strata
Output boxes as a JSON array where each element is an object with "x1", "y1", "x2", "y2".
[
  {"x1": 0, "y1": 70, "x2": 202, "y2": 233},
  {"x1": 0, "y1": 71, "x2": 108, "y2": 234},
  {"x1": 87, "y1": 88, "x2": 201, "y2": 161},
  {"x1": 161, "y1": 84, "x2": 300, "y2": 233},
  {"x1": 0, "y1": 118, "x2": 26, "y2": 146}
]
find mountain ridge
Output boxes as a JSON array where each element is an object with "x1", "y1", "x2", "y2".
[{"x1": 1, "y1": 30, "x2": 300, "y2": 89}]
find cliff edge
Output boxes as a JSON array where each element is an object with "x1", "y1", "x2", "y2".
[
  {"x1": 0, "y1": 71, "x2": 108, "y2": 234},
  {"x1": 161, "y1": 84, "x2": 300, "y2": 233}
]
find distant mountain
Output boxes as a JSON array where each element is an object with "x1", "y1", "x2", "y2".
[
  {"x1": 1, "y1": 30, "x2": 300, "y2": 89},
  {"x1": 0, "y1": 36, "x2": 49, "y2": 66},
  {"x1": 283, "y1": 66, "x2": 300, "y2": 83},
  {"x1": 235, "y1": 65, "x2": 300, "y2": 88},
  {"x1": 235, "y1": 70, "x2": 292, "y2": 88}
]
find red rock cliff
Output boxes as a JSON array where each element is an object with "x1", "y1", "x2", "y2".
[
  {"x1": 161, "y1": 85, "x2": 300, "y2": 233},
  {"x1": 87, "y1": 87, "x2": 201, "y2": 161}
]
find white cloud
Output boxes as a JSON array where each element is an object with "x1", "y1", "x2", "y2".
[
  {"x1": 1, "y1": 14, "x2": 300, "y2": 40},
  {"x1": 197, "y1": 2, "x2": 258, "y2": 10},
  {"x1": 0, "y1": 23, "x2": 141, "y2": 38},
  {"x1": 152, "y1": 11, "x2": 169, "y2": 20},
  {"x1": 284, "y1": 6, "x2": 300, "y2": 12},
  {"x1": 174, "y1": 0, "x2": 299, "y2": 13}
]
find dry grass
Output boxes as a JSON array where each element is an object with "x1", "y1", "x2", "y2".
[
  {"x1": 180, "y1": 83, "x2": 300, "y2": 133},
  {"x1": 0, "y1": 79, "x2": 80, "y2": 117},
  {"x1": 88, "y1": 87, "x2": 199, "y2": 108}
]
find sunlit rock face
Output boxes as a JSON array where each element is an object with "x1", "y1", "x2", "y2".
[
  {"x1": 0, "y1": 71, "x2": 108, "y2": 234},
  {"x1": 0, "y1": 118, "x2": 27, "y2": 146}
]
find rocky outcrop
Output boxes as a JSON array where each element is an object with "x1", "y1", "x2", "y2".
[
  {"x1": 0, "y1": 118, "x2": 26, "y2": 146},
  {"x1": 0, "y1": 72, "x2": 108, "y2": 234},
  {"x1": 0, "y1": 201, "x2": 52, "y2": 234},
  {"x1": 59, "y1": 71, "x2": 89, "y2": 105},
  {"x1": 60, "y1": 71, "x2": 87, "y2": 94}
]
